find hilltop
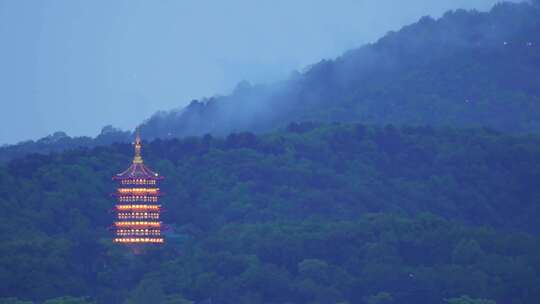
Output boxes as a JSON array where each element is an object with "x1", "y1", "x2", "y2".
[
  {"x1": 2, "y1": 1, "x2": 539, "y2": 163},
  {"x1": 139, "y1": 1, "x2": 540, "y2": 138}
]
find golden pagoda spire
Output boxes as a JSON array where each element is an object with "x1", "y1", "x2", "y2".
[{"x1": 133, "y1": 129, "x2": 143, "y2": 164}]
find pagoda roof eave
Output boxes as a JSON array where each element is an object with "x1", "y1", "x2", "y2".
[
  {"x1": 113, "y1": 175, "x2": 164, "y2": 181},
  {"x1": 113, "y1": 162, "x2": 164, "y2": 180}
]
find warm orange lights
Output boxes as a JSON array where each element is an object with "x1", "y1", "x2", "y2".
[
  {"x1": 113, "y1": 135, "x2": 165, "y2": 246},
  {"x1": 116, "y1": 204, "x2": 161, "y2": 211},
  {"x1": 115, "y1": 221, "x2": 161, "y2": 227},
  {"x1": 118, "y1": 212, "x2": 160, "y2": 220},
  {"x1": 118, "y1": 196, "x2": 159, "y2": 202},
  {"x1": 116, "y1": 228, "x2": 161, "y2": 236},
  {"x1": 113, "y1": 237, "x2": 164, "y2": 243},
  {"x1": 121, "y1": 179, "x2": 157, "y2": 185},
  {"x1": 118, "y1": 188, "x2": 159, "y2": 195}
]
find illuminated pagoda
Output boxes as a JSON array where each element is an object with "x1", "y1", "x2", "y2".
[{"x1": 112, "y1": 132, "x2": 164, "y2": 245}]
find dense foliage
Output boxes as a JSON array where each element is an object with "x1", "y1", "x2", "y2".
[{"x1": 1, "y1": 124, "x2": 540, "y2": 303}]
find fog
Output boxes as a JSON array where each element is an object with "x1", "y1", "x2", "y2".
[{"x1": 0, "y1": 0, "x2": 519, "y2": 144}]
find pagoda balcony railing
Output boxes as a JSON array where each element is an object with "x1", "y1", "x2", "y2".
[
  {"x1": 115, "y1": 228, "x2": 161, "y2": 233},
  {"x1": 117, "y1": 187, "x2": 160, "y2": 190},
  {"x1": 115, "y1": 231, "x2": 162, "y2": 236},
  {"x1": 116, "y1": 196, "x2": 160, "y2": 203},
  {"x1": 119, "y1": 179, "x2": 158, "y2": 185},
  {"x1": 115, "y1": 204, "x2": 161, "y2": 211},
  {"x1": 108, "y1": 223, "x2": 171, "y2": 232},
  {"x1": 113, "y1": 237, "x2": 164, "y2": 244},
  {"x1": 114, "y1": 193, "x2": 163, "y2": 198},
  {"x1": 117, "y1": 214, "x2": 160, "y2": 220},
  {"x1": 114, "y1": 221, "x2": 162, "y2": 228},
  {"x1": 117, "y1": 188, "x2": 161, "y2": 195}
]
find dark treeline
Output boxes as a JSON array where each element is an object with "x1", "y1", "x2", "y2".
[
  {"x1": 0, "y1": 126, "x2": 132, "y2": 163},
  {"x1": 1, "y1": 123, "x2": 540, "y2": 303}
]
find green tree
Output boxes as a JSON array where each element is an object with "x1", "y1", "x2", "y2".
[
  {"x1": 445, "y1": 295, "x2": 496, "y2": 304},
  {"x1": 298, "y1": 259, "x2": 330, "y2": 284},
  {"x1": 452, "y1": 239, "x2": 484, "y2": 265},
  {"x1": 0, "y1": 298, "x2": 34, "y2": 304},
  {"x1": 43, "y1": 297, "x2": 95, "y2": 304},
  {"x1": 164, "y1": 295, "x2": 193, "y2": 304},
  {"x1": 123, "y1": 279, "x2": 166, "y2": 304},
  {"x1": 365, "y1": 292, "x2": 393, "y2": 304}
]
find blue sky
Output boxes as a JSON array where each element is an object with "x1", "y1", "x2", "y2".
[{"x1": 0, "y1": 0, "x2": 516, "y2": 144}]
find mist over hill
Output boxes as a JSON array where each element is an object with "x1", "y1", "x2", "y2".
[
  {"x1": 138, "y1": 1, "x2": 540, "y2": 139},
  {"x1": 1, "y1": 1, "x2": 539, "y2": 163},
  {"x1": 2, "y1": 124, "x2": 540, "y2": 303}
]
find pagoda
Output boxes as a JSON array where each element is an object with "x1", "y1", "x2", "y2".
[{"x1": 112, "y1": 132, "x2": 164, "y2": 245}]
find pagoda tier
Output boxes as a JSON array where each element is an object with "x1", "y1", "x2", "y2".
[
  {"x1": 115, "y1": 204, "x2": 161, "y2": 211},
  {"x1": 115, "y1": 187, "x2": 162, "y2": 197},
  {"x1": 112, "y1": 133, "x2": 165, "y2": 245}
]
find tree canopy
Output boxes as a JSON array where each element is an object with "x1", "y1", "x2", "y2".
[{"x1": 0, "y1": 124, "x2": 539, "y2": 303}]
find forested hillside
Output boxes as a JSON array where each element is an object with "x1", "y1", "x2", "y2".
[
  {"x1": 0, "y1": 127, "x2": 131, "y2": 163},
  {"x1": 2, "y1": 1, "x2": 540, "y2": 163},
  {"x1": 139, "y1": 1, "x2": 540, "y2": 138},
  {"x1": 1, "y1": 124, "x2": 540, "y2": 303}
]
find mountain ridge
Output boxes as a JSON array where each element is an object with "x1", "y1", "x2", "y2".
[
  {"x1": 139, "y1": 1, "x2": 540, "y2": 139},
  {"x1": 1, "y1": 1, "x2": 539, "y2": 163}
]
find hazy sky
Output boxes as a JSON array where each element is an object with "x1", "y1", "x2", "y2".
[{"x1": 0, "y1": 0, "x2": 515, "y2": 144}]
